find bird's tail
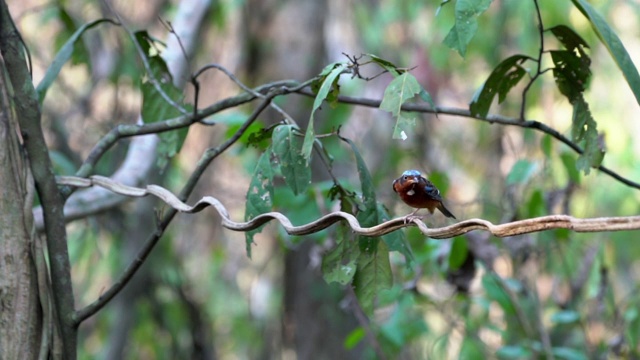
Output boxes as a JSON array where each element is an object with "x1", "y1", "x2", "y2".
[{"x1": 437, "y1": 203, "x2": 456, "y2": 219}]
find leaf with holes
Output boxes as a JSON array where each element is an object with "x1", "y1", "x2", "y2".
[
  {"x1": 551, "y1": 50, "x2": 591, "y2": 102},
  {"x1": 470, "y1": 55, "x2": 528, "y2": 118},
  {"x1": 322, "y1": 222, "x2": 360, "y2": 285},
  {"x1": 572, "y1": 99, "x2": 604, "y2": 174},
  {"x1": 272, "y1": 125, "x2": 311, "y2": 195},
  {"x1": 380, "y1": 73, "x2": 422, "y2": 139},
  {"x1": 443, "y1": 0, "x2": 493, "y2": 57},
  {"x1": 244, "y1": 151, "x2": 274, "y2": 258}
]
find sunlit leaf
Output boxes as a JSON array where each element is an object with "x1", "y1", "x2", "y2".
[
  {"x1": 36, "y1": 18, "x2": 115, "y2": 103},
  {"x1": 470, "y1": 55, "x2": 528, "y2": 118},
  {"x1": 302, "y1": 63, "x2": 346, "y2": 163},
  {"x1": 571, "y1": 0, "x2": 640, "y2": 107},
  {"x1": 271, "y1": 125, "x2": 311, "y2": 195},
  {"x1": 244, "y1": 151, "x2": 274, "y2": 258},
  {"x1": 443, "y1": 0, "x2": 493, "y2": 57}
]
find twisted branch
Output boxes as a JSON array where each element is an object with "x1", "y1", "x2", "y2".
[{"x1": 57, "y1": 175, "x2": 640, "y2": 240}]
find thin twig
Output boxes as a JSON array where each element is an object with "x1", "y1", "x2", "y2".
[{"x1": 520, "y1": 0, "x2": 546, "y2": 120}]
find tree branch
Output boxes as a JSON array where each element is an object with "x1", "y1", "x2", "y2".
[
  {"x1": 0, "y1": 1, "x2": 76, "y2": 357},
  {"x1": 294, "y1": 88, "x2": 640, "y2": 190}
]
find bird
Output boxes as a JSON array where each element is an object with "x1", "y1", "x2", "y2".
[{"x1": 392, "y1": 169, "x2": 456, "y2": 219}]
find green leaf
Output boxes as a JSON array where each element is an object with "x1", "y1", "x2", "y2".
[
  {"x1": 344, "y1": 328, "x2": 366, "y2": 350},
  {"x1": 541, "y1": 134, "x2": 553, "y2": 158},
  {"x1": 448, "y1": 237, "x2": 468, "y2": 270},
  {"x1": 365, "y1": 53, "x2": 402, "y2": 75},
  {"x1": 378, "y1": 203, "x2": 414, "y2": 264},
  {"x1": 572, "y1": 98, "x2": 604, "y2": 174},
  {"x1": 380, "y1": 73, "x2": 422, "y2": 139},
  {"x1": 244, "y1": 151, "x2": 274, "y2": 258},
  {"x1": 550, "y1": 50, "x2": 591, "y2": 102},
  {"x1": 549, "y1": 25, "x2": 590, "y2": 58},
  {"x1": 343, "y1": 137, "x2": 392, "y2": 313},
  {"x1": 526, "y1": 190, "x2": 546, "y2": 218},
  {"x1": 459, "y1": 338, "x2": 485, "y2": 360},
  {"x1": 496, "y1": 345, "x2": 533, "y2": 359},
  {"x1": 550, "y1": 310, "x2": 580, "y2": 324},
  {"x1": 302, "y1": 63, "x2": 346, "y2": 163},
  {"x1": 571, "y1": 0, "x2": 640, "y2": 108},
  {"x1": 552, "y1": 347, "x2": 587, "y2": 360},
  {"x1": 140, "y1": 55, "x2": 191, "y2": 169},
  {"x1": 322, "y1": 222, "x2": 360, "y2": 285},
  {"x1": 482, "y1": 272, "x2": 516, "y2": 315},
  {"x1": 55, "y1": 7, "x2": 90, "y2": 67},
  {"x1": 443, "y1": 0, "x2": 493, "y2": 57},
  {"x1": 36, "y1": 18, "x2": 114, "y2": 103},
  {"x1": 419, "y1": 87, "x2": 436, "y2": 110},
  {"x1": 560, "y1": 153, "x2": 581, "y2": 185},
  {"x1": 470, "y1": 55, "x2": 528, "y2": 118},
  {"x1": 353, "y1": 240, "x2": 392, "y2": 315},
  {"x1": 505, "y1": 159, "x2": 538, "y2": 185},
  {"x1": 271, "y1": 125, "x2": 311, "y2": 195}
]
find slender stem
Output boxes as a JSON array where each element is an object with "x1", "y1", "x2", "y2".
[{"x1": 520, "y1": 0, "x2": 546, "y2": 120}]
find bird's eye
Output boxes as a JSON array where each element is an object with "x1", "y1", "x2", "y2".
[{"x1": 403, "y1": 176, "x2": 408, "y2": 180}]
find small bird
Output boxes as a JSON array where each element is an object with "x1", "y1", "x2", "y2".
[{"x1": 392, "y1": 169, "x2": 456, "y2": 219}]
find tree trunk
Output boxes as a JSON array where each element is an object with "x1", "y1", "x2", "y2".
[{"x1": 0, "y1": 54, "x2": 42, "y2": 359}]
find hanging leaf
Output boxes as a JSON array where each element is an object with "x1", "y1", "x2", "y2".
[
  {"x1": 244, "y1": 151, "x2": 274, "y2": 258},
  {"x1": 570, "y1": 0, "x2": 640, "y2": 108},
  {"x1": 469, "y1": 54, "x2": 528, "y2": 118},
  {"x1": 353, "y1": 241, "x2": 392, "y2": 315},
  {"x1": 272, "y1": 125, "x2": 311, "y2": 195},
  {"x1": 380, "y1": 73, "x2": 422, "y2": 139},
  {"x1": 322, "y1": 222, "x2": 360, "y2": 285},
  {"x1": 141, "y1": 55, "x2": 192, "y2": 169},
  {"x1": 36, "y1": 17, "x2": 115, "y2": 103},
  {"x1": 302, "y1": 63, "x2": 346, "y2": 164}
]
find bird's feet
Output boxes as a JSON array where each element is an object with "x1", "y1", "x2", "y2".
[{"x1": 403, "y1": 214, "x2": 425, "y2": 225}]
